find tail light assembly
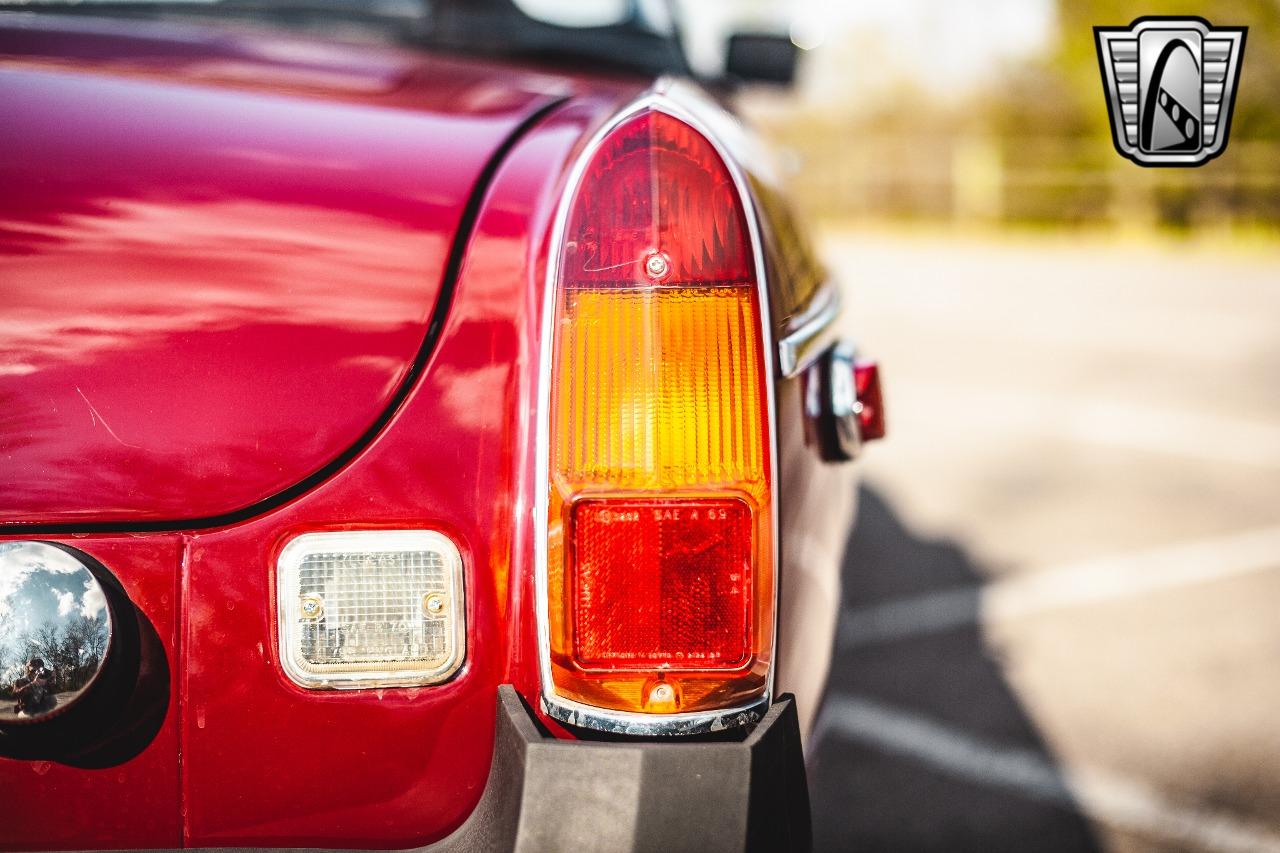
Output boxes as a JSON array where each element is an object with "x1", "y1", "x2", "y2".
[{"x1": 535, "y1": 93, "x2": 777, "y2": 734}]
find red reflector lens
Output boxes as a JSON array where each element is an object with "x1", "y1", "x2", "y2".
[
  {"x1": 571, "y1": 498, "x2": 752, "y2": 670},
  {"x1": 854, "y1": 361, "x2": 886, "y2": 441}
]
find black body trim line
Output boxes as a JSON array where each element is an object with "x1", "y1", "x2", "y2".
[{"x1": 1, "y1": 95, "x2": 570, "y2": 536}]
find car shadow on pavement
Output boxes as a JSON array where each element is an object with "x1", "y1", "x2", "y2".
[{"x1": 807, "y1": 485, "x2": 1103, "y2": 853}]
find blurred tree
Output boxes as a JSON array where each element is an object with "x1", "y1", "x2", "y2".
[
  {"x1": 936, "y1": 0, "x2": 1279, "y2": 226},
  {"x1": 747, "y1": 0, "x2": 1280, "y2": 228},
  {"x1": 1051, "y1": 0, "x2": 1280, "y2": 140}
]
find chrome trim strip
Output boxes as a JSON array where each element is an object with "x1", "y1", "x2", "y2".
[
  {"x1": 541, "y1": 693, "x2": 770, "y2": 736},
  {"x1": 533, "y1": 79, "x2": 780, "y2": 736},
  {"x1": 778, "y1": 281, "x2": 843, "y2": 378}
]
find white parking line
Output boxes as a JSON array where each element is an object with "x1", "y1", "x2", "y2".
[
  {"x1": 895, "y1": 384, "x2": 1280, "y2": 469},
  {"x1": 841, "y1": 524, "x2": 1280, "y2": 648},
  {"x1": 817, "y1": 693, "x2": 1280, "y2": 853}
]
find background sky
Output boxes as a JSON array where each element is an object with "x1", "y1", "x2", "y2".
[{"x1": 677, "y1": 0, "x2": 1056, "y2": 105}]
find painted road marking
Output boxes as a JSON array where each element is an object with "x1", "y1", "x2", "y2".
[
  {"x1": 818, "y1": 693, "x2": 1280, "y2": 853},
  {"x1": 895, "y1": 384, "x2": 1280, "y2": 469},
  {"x1": 841, "y1": 524, "x2": 1280, "y2": 648}
]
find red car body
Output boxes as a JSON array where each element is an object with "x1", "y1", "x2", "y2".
[{"x1": 0, "y1": 13, "x2": 859, "y2": 850}]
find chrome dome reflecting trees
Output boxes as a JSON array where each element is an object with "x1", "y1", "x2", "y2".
[{"x1": 0, "y1": 541, "x2": 112, "y2": 724}]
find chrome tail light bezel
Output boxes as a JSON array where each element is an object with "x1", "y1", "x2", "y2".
[{"x1": 532, "y1": 81, "x2": 781, "y2": 736}]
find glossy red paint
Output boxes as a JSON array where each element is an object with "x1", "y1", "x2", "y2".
[
  {"x1": 178, "y1": 97, "x2": 628, "y2": 848},
  {"x1": 0, "y1": 16, "x2": 567, "y2": 525},
  {"x1": 1, "y1": 20, "x2": 634, "y2": 839},
  {"x1": 0, "y1": 535, "x2": 183, "y2": 850},
  {"x1": 1, "y1": 14, "x2": 858, "y2": 852}
]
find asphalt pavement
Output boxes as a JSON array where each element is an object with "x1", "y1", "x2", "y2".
[{"x1": 807, "y1": 229, "x2": 1280, "y2": 853}]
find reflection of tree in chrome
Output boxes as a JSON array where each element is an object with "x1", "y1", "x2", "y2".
[
  {"x1": 0, "y1": 541, "x2": 112, "y2": 719},
  {"x1": 0, "y1": 613, "x2": 108, "y2": 705},
  {"x1": 0, "y1": 610, "x2": 13, "y2": 686}
]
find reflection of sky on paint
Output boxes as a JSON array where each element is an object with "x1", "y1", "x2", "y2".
[{"x1": 0, "y1": 542, "x2": 108, "y2": 652}]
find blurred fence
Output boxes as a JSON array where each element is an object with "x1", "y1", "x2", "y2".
[{"x1": 757, "y1": 122, "x2": 1280, "y2": 229}]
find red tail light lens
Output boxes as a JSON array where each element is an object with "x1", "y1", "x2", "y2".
[
  {"x1": 542, "y1": 107, "x2": 774, "y2": 719},
  {"x1": 572, "y1": 498, "x2": 752, "y2": 671},
  {"x1": 561, "y1": 111, "x2": 753, "y2": 289},
  {"x1": 854, "y1": 361, "x2": 885, "y2": 441}
]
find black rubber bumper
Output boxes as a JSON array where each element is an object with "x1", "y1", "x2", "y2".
[
  {"x1": 48, "y1": 686, "x2": 810, "y2": 853},
  {"x1": 433, "y1": 685, "x2": 812, "y2": 853}
]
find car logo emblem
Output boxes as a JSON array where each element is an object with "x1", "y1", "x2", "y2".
[{"x1": 1095, "y1": 17, "x2": 1246, "y2": 167}]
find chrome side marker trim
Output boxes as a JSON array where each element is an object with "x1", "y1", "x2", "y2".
[{"x1": 778, "y1": 282, "x2": 842, "y2": 377}]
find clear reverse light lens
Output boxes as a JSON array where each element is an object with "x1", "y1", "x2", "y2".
[{"x1": 277, "y1": 531, "x2": 464, "y2": 689}]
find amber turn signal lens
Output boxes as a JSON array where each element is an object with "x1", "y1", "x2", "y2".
[{"x1": 543, "y1": 108, "x2": 773, "y2": 717}]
